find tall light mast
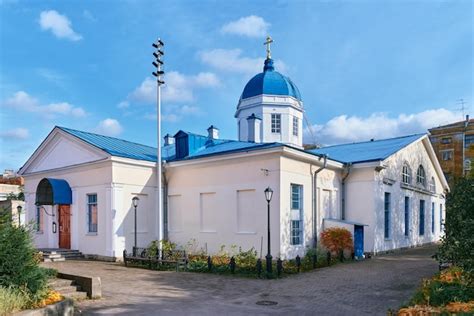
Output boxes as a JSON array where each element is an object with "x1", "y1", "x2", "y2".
[{"x1": 152, "y1": 38, "x2": 164, "y2": 242}]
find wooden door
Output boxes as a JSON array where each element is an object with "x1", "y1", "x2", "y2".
[{"x1": 58, "y1": 204, "x2": 71, "y2": 249}]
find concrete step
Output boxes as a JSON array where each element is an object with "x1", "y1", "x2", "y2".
[
  {"x1": 49, "y1": 279, "x2": 74, "y2": 288},
  {"x1": 65, "y1": 291, "x2": 88, "y2": 300}
]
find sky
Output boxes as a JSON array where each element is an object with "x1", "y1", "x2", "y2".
[{"x1": 0, "y1": 0, "x2": 473, "y2": 171}]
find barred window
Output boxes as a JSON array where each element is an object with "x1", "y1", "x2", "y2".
[{"x1": 271, "y1": 114, "x2": 281, "y2": 133}]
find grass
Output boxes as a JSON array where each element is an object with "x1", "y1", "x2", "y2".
[{"x1": 0, "y1": 287, "x2": 29, "y2": 315}]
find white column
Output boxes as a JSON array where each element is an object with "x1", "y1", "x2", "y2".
[{"x1": 106, "y1": 184, "x2": 123, "y2": 259}]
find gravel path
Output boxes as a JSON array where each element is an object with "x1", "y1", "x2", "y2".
[{"x1": 43, "y1": 245, "x2": 439, "y2": 315}]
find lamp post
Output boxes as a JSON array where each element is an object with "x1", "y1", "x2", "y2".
[
  {"x1": 264, "y1": 187, "x2": 273, "y2": 275},
  {"x1": 132, "y1": 197, "x2": 139, "y2": 256},
  {"x1": 16, "y1": 205, "x2": 22, "y2": 226}
]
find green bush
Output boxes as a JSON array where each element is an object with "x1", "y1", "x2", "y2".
[
  {"x1": 0, "y1": 286, "x2": 29, "y2": 315},
  {"x1": 0, "y1": 221, "x2": 49, "y2": 301},
  {"x1": 438, "y1": 177, "x2": 474, "y2": 283}
]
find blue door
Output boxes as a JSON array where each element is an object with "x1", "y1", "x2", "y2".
[{"x1": 354, "y1": 225, "x2": 364, "y2": 259}]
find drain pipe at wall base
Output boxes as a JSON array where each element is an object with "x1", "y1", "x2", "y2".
[
  {"x1": 341, "y1": 163, "x2": 352, "y2": 221},
  {"x1": 162, "y1": 162, "x2": 169, "y2": 241},
  {"x1": 311, "y1": 154, "x2": 327, "y2": 249}
]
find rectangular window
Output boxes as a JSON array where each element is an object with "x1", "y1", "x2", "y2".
[
  {"x1": 404, "y1": 196, "x2": 410, "y2": 237},
  {"x1": 441, "y1": 150, "x2": 453, "y2": 161},
  {"x1": 465, "y1": 134, "x2": 474, "y2": 148},
  {"x1": 419, "y1": 200, "x2": 425, "y2": 236},
  {"x1": 290, "y1": 184, "x2": 303, "y2": 245},
  {"x1": 292, "y1": 116, "x2": 298, "y2": 136},
  {"x1": 384, "y1": 192, "x2": 391, "y2": 239},
  {"x1": 439, "y1": 203, "x2": 443, "y2": 232},
  {"x1": 87, "y1": 194, "x2": 98, "y2": 233},
  {"x1": 36, "y1": 206, "x2": 43, "y2": 232},
  {"x1": 431, "y1": 202, "x2": 435, "y2": 234},
  {"x1": 441, "y1": 137, "x2": 452, "y2": 144},
  {"x1": 271, "y1": 114, "x2": 281, "y2": 133}
]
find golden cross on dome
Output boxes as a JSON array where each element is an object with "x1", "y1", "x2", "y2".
[{"x1": 264, "y1": 36, "x2": 273, "y2": 59}]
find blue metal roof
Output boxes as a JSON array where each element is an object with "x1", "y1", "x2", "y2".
[
  {"x1": 58, "y1": 126, "x2": 174, "y2": 162},
  {"x1": 308, "y1": 134, "x2": 425, "y2": 164},
  {"x1": 241, "y1": 58, "x2": 302, "y2": 100},
  {"x1": 58, "y1": 127, "x2": 281, "y2": 163}
]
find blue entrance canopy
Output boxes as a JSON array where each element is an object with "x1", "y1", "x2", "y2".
[{"x1": 35, "y1": 178, "x2": 72, "y2": 205}]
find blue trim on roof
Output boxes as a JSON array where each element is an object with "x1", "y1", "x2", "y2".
[
  {"x1": 307, "y1": 134, "x2": 425, "y2": 164},
  {"x1": 241, "y1": 58, "x2": 302, "y2": 101}
]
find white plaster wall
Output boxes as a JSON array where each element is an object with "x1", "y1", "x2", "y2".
[
  {"x1": 23, "y1": 161, "x2": 112, "y2": 255},
  {"x1": 346, "y1": 139, "x2": 446, "y2": 254},
  {"x1": 111, "y1": 161, "x2": 157, "y2": 258},
  {"x1": 372, "y1": 139, "x2": 446, "y2": 252},
  {"x1": 236, "y1": 95, "x2": 303, "y2": 148},
  {"x1": 166, "y1": 154, "x2": 281, "y2": 257},
  {"x1": 279, "y1": 157, "x2": 340, "y2": 259}
]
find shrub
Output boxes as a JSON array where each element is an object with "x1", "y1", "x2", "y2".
[
  {"x1": 438, "y1": 177, "x2": 474, "y2": 283},
  {"x1": 320, "y1": 227, "x2": 353, "y2": 255},
  {"x1": 0, "y1": 222, "x2": 49, "y2": 301},
  {"x1": 409, "y1": 267, "x2": 474, "y2": 307}
]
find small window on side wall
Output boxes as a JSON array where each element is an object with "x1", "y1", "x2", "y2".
[
  {"x1": 416, "y1": 165, "x2": 426, "y2": 187},
  {"x1": 402, "y1": 163, "x2": 411, "y2": 184},
  {"x1": 87, "y1": 194, "x2": 98, "y2": 233}
]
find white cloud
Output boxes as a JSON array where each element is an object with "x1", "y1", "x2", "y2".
[
  {"x1": 117, "y1": 101, "x2": 130, "y2": 109},
  {"x1": 125, "y1": 71, "x2": 220, "y2": 105},
  {"x1": 305, "y1": 108, "x2": 462, "y2": 146},
  {"x1": 0, "y1": 128, "x2": 29, "y2": 140},
  {"x1": 144, "y1": 105, "x2": 203, "y2": 123},
  {"x1": 1, "y1": 91, "x2": 87, "y2": 118},
  {"x1": 95, "y1": 118, "x2": 123, "y2": 136},
  {"x1": 39, "y1": 10, "x2": 82, "y2": 41},
  {"x1": 221, "y1": 15, "x2": 270, "y2": 38},
  {"x1": 199, "y1": 48, "x2": 287, "y2": 74}
]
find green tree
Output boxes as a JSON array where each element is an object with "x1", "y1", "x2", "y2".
[
  {"x1": 0, "y1": 218, "x2": 48, "y2": 300},
  {"x1": 438, "y1": 177, "x2": 474, "y2": 283}
]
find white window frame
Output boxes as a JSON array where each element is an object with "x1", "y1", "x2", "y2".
[
  {"x1": 87, "y1": 193, "x2": 98, "y2": 234},
  {"x1": 292, "y1": 116, "x2": 299, "y2": 136},
  {"x1": 416, "y1": 165, "x2": 426, "y2": 187},
  {"x1": 402, "y1": 163, "x2": 411, "y2": 184},
  {"x1": 429, "y1": 177, "x2": 436, "y2": 192},
  {"x1": 441, "y1": 149, "x2": 453, "y2": 161},
  {"x1": 290, "y1": 184, "x2": 303, "y2": 246},
  {"x1": 271, "y1": 114, "x2": 281, "y2": 134}
]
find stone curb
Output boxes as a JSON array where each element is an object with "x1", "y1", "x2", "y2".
[{"x1": 15, "y1": 298, "x2": 74, "y2": 316}]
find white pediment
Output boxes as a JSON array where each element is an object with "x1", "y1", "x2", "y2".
[{"x1": 21, "y1": 129, "x2": 109, "y2": 174}]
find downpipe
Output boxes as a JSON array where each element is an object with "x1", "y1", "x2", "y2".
[{"x1": 311, "y1": 154, "x2": 327, "y2": 248}]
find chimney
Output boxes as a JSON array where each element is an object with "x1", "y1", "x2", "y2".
[
  {"x1": 247, "y1": 113, "x2": 262, "y2": 143},
  {"x1": 207, "y1": 125, "x2": 219, "y2": 139},
  {"x1": 467, "y1": 114, "x2": 470, "y2": 122},
  {"x1": 164, "y1": 134, "x2": 174, "y2": 146}
]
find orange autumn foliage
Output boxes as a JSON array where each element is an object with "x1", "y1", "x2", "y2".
[
  {"x1": 34, "y1": 290, "x2": 63, "y2": 308},
  {"x1": 320, "y1": 227, "x2": 353, "y2": 254}
]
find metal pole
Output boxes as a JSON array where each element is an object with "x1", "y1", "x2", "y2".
[
  {"x1": 266, "y1": 200, "x2": 272, "y2": 274},
  {"x1": 134, "y1": 205, "x2": 137, "y2": 255}
]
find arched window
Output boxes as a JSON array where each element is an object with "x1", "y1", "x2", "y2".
[
  {"x1": 416, "y1": 165, "x2": 426, "y2": 187},
  {"x1": 402, "y1": 163, "x2": 411, "y2": 184},
  {"x1": 429, "y1": 177, "x2": 436, "y2": 192}
]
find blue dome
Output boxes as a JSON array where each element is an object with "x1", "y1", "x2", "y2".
[{"x1": 241, "y1": 59, "x2": 302, "y2": 101}]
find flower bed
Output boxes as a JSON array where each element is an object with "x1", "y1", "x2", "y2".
[
  {"x1": 398, "y1": 267, "x2": 474, "y2": 315},
  {"x1": 126, "y1": 232, "x2": 356, "y2": 279}
]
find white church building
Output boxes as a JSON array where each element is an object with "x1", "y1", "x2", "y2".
[{"x1": 19, "y1": 52, "x2": 449, "y2": 261}]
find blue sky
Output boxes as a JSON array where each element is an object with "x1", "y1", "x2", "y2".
[{"x1": 0, "y1": 0, "x2": 472, "y2": 170}]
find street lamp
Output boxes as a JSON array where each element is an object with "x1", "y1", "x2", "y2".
[
  {"x1": 132, "y1": 197, "x2": 139, "y2": 256},
  {"x1": 16, "y1": 205, "x2": 22, "y2": 226},
  {"x1": 264, "y1": 187, "x2": 273, "y2": 275}
]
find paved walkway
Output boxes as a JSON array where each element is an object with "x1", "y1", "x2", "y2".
[{"x1": 43, "y1": 245, "x2": 439, "y2": 315}]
